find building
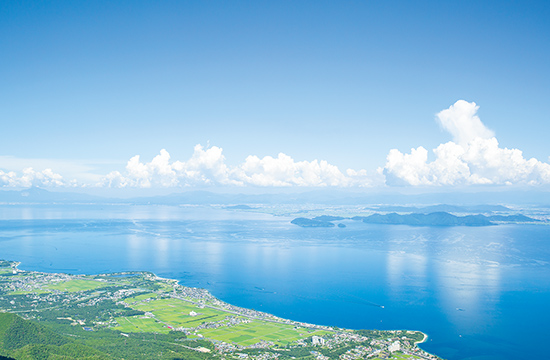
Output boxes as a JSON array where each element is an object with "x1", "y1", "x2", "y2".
[{"x1": 388, "y1": 341, "x2": 401, "y2": 353}]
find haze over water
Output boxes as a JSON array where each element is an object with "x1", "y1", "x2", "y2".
[{"x1": 1, "y1": 204, "x2": 549, "y2": 360}]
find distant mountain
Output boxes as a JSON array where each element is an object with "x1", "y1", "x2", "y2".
[
  {"x1": 132, "y1": 191, "x2": 280, "y2": 205},
  {"x1": 424, "y1": 204, "x2": 511, "y2": 213},
  {"x1": 366, "y1": 204, "x2": 511, "y2": 213},
  {"x1": 356, "y1": 212, "x2": 495, "y2": 226},
  {"x1": 365, "y1": 205, "x2": 421, "y2": 212},
  {"x1": 0, "y1": 187, "x2": 106, "y2": 204},
  {"x1": 1, "y1": 188, "x2": 549, "y2": 207},
  {"x1": 312, "y1": 215, "x2": 346, "y2": 221},
  {"x1": 291, "y1": 217, "x2": 335, "y2": 227}
]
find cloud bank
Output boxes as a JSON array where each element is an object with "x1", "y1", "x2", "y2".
[
  {"x1": 99, "y1": 145, "x2": 376, "y2": 188},
  {"x1": 0, "y1": 168, "x2": 71, "y2": 188},
  {"x1": 383, "y1": 100, "x2": 550, "y2": 186},
  {"x1": 2, "y1": 100, "x2": 549, "y2": 189}
]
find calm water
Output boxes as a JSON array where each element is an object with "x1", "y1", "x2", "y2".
[{"x1": 0, "y1": 204, "x2": 549, "y2": 360}]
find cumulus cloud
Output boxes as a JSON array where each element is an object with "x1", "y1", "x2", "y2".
[
  {"x1": 234, "y1": 153, "x2": 349, "y2": 187},
  {"x1": 99, "y1": 146, "x2": 376, "y2": 188},
  {"x1": 436, "y1": 100, "x2": 494, "y2": 145},
  {"x1": 99, "y1": 145, "x2": 234, "y2": 188},
  {"x1": 0, "y1": 168, "x2": 71, "y2": 188},
  {"x1": 0, "y1": 156, "x2": 107, "y2": 184},
  {"x1": 384, "y1": 100, "x2": 550, "y2": 186}
]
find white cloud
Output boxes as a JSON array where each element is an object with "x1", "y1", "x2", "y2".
[
  {"x1": 0, "y1": 156, "x2": 115, "y2": 184},
  {"x1": 98, "y1": 171, "x2": 128, "y2": 188},
  {"x1": 98, "y1": 146, "x2": 376, "y2": 188},
  {"x1": 384, "y1": 100, "x2": 550, "y2": 186},
  {"x1": 175, "y1": 145, "x2": 234, "y2": 185},
  {"x1": 99, "y1": 145, "x2": 236, "y2": 188},
  {"x1": 0, "y1": 168, "x2": 71, "y2": 188},
  {"x1": 234, "y1": 153, "x2": 350, "y2": 187},
  {"x1": 436, "y1": 100, "x2": 494, "y2": 145}
]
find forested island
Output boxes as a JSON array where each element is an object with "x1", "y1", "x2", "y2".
[{"x1": 291, "y1": 212, "x2": 539, "y2": 228}]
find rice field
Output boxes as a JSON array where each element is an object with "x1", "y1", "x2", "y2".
[
  {"x1": 46, "y1": 279, "x2": 111, "y2": 292},
  {"x1": 199, "y1": 320, "x2": 330, "y2": 346},
  {"x1": 381, "y1": 353, "x2": 419, "y2": 360},
  {"x1": 114, "y1": 315, "x2": 170, "y2": 334},
  {"x1": 124, "y1": 292, "x2": 158, "y2": 304},
  {"x1": 117, "y1": 296, "x2": 331, "y2": 346},
  {"x1": 132, "y1": 298, "x2": 230, "y2": 328}
]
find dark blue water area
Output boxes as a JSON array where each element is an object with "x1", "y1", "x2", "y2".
[{"x1": 0, "y1": 204, "x2": 549, "y2": 360}]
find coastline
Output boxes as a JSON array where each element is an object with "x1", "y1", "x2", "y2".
[
  {"x1": 415, "y1": 332, "x2": 428, "y2": 345},
  {"x1": 413, "y1": 332, "x2": 443, "y2": 360}
]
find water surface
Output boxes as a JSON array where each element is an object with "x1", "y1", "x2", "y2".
[{"x1": 0, "y1": 204, "x2": 548, "y2": 360}]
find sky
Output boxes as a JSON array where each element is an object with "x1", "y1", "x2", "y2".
[{"x1": 1, "y1": 1, "x2": 550, "y2": 191}]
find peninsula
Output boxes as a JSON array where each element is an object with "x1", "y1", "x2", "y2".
[{"x1": 0, "y1": 260, "x2": 440, "y2": 360}]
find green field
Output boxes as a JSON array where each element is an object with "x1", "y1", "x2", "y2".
[
  {"x1": 114, "y1": 315, "x2": 170, "y2": 334},
  {"x1": 46, "y1": 279, "x2": 112, "y2": 292},
  {"x1": 115, "y1": 296, "x2": 331, "y2": 347},
  {"x1": 132, "y1": 298, "x2": 231, "y2": 328},
  {"x1": 375, "y1": 353, "x2": 419, "y2": 360},
  {"x1": 124, "y1": 292, "x2": 159, "y2": 304},
  {"x1": 200, "y1": 320, "x2": 330, "y2": 346}
]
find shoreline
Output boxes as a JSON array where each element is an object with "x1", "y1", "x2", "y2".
[
  {"x1": 14, "y1": 261, "x2": 430, "y2": 339},
  {"x1": 414, "y1": 332, "x2": 443, "y2": 360},
  {"x1": 415, "y1": 332, "x2": 428, "y2": 345}
]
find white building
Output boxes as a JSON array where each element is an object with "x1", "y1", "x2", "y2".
[
  {"x1": 312, "y1": 336, "x2": 325, "y2": 346},
  {"x1": 388, "y1": 341, "x2": 401, "y2": 352}
]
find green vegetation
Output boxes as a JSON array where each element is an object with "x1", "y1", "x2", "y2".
[
  {"x1": 46, "y1": 279, "x2": 112, "y2": 293},
  {"x1": 200, "y1": 320, "x2": 330, "y2": 347},
  {"x1": 114, "y1": 315, "x2": 169, "y2": 334},
  {"x1": 0, "y1": 313, "x2": 215, "y2": 360},
  {"x1": 0, "y1": 312, "x2": 106, "y2": 359},
  {"x1": 123, "y1": 292, "x2": 158, "y2": 304},
  {"x1": 358, "y1": 212, "x2": 495, "y2": 226}
]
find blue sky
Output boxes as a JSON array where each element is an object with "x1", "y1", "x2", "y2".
[{"x1": 1, "y1": 1, "x2": 550, "y2": 189}]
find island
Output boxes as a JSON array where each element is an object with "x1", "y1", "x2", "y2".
[
  {"x1": 291, "y1": 217, "x2": 335, "y2": 227},
  {"x1": 355, "y1": 212, "x2": 494, "y2": 226},
  {"x1": 224, "y1": 205, "x2": 256, "y2": 210},
  {"x1": 291, "y1": 211, "x2": 540, "y2": 228},
  {"x1": 312, "y1": 216, "x2": 346, "y2": 222},
  {"x1": 353, "y1": 212, "x2": 539, "y2": 226},
  {"x1": 0, "y1": 260, "x2": 440, "y2": 360}
]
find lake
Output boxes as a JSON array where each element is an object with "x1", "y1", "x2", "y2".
[{"x1": 0, "y1": 204, "x2": 549, "y2": 360}]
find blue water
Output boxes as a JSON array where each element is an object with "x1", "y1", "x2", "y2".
[{"x1": 0, "y1": 204, "x2": 549, "y2": 360}]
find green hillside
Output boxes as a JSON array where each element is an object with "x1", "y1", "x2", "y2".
[
  {"x1": 0, "y1": 312, "x2": 106, "y2": 359},
  {"x1": 0, "y1": 313, "x2": 214, "y2": 360}
]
